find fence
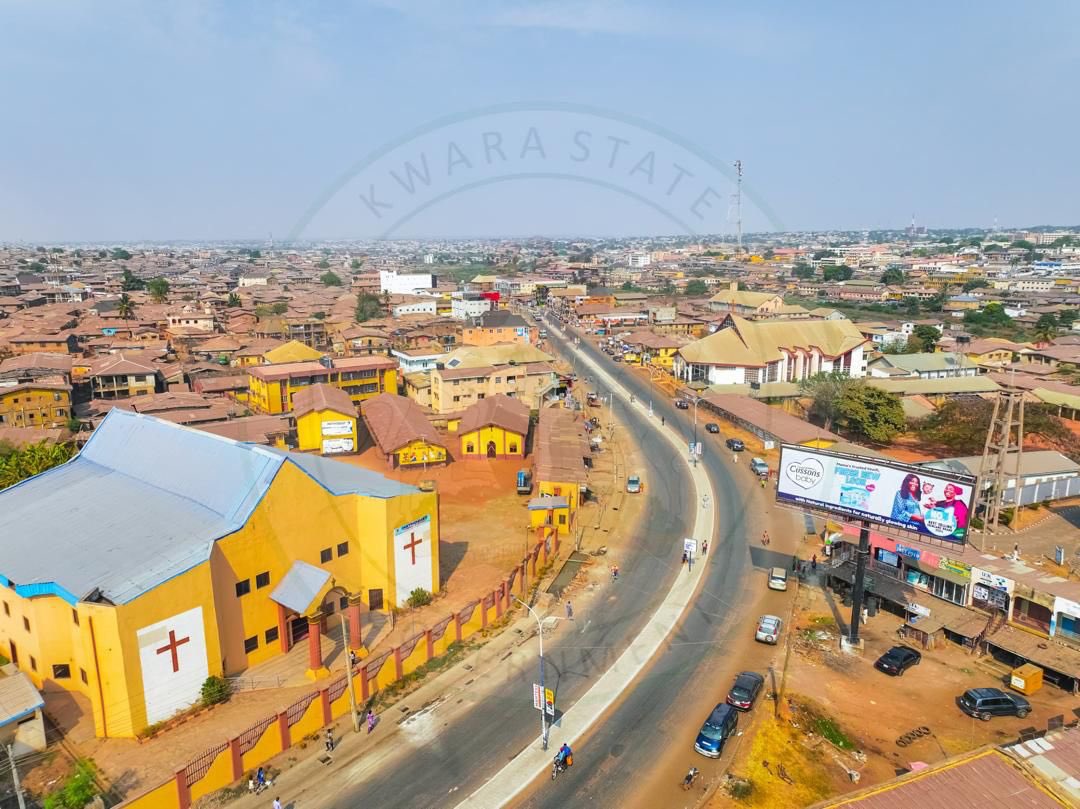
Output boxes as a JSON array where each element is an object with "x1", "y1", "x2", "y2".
[{"x1": 115, "y1": 525, "x2": 565, "y2": 809}]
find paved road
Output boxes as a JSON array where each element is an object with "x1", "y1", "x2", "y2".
[{"x1": 328, "y1": 323, "x2": 699, "y2": 808}]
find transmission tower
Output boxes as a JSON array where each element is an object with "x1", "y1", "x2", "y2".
[
  {"x1": 733, "y1": 160, "x2": 743, "y2": 255},
  {"x1": 973, "y1": 388, "x2": 1025, "y2": 547}
]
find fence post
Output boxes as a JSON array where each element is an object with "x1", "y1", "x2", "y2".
[
  {"x1": 519, "y1": 564, "x2": 526, "y2": 596},
  {"x1": 425, "y1": 629, "x2": 434, "y2": 661},
  {"x1": 320, "y1": 687, "x2": 332, "y2": 724},
  {"x1": 495, "y1": 585, "x2": 504, "y2": 619},
  {"x1": 175, "y1": 768, "x2": 191, "y2": 809},
  {"x1": 394, "y1": 646, "x2": 403, "y2": 680},
  {"x1": 481, "y1": 598, "x2": 489, "y2": 629},
  {"x1": 359, "y1": 665, "x2": 370, "y2": 702},
  {"x1": 229, "y1": 736, "x2": 243, "y2": 782},
  {"x1": 277, "y1": 710, "x2": 290, "y2": 751},
  {"x1": 454, "y1": 611, "x2": 463, "y2": 642}
]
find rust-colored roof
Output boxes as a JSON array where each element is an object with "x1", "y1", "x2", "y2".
[
  {"x1": 702, "y1": 393, "x2": 841, "y2": 445},
  {"x1": 534, "y1": 406, "x2": 590, "y2": 485},
  {"x1": 195, "y1": 415, "x2": 292, "y2": 445},
  {"x1": 361, "y1": 392, "x2": 445, "y2": 454},
  {"x1": 458, "y1": 394, "x2": 530, "y2": 437},
  {"x1": 292, "y1": 383, "x2": 356, "y2": 419}
]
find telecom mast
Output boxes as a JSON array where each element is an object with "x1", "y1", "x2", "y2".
[
  {"x1": 734, "y1": 160, "x2": 743, "y2": 254},
  {"x1": 973, "y1": 387, "x2": 1026, "y2": 547}
]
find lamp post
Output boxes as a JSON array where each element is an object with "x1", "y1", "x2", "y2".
[{"x1": 514, "y1": 596, "x2": 550, "y2": 750}]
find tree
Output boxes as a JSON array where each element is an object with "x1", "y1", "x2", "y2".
[
  {"x1": 880, "y1": 268, "x2": 905, "y2": 285},
  {"x1": 317, "y1": 258, "x2": 330, "y2": 269},
  {"x1": 800, "y1": 371, "x2": 855, "y2": 433},
  {"x1": 963, "y1": 302, "x2": 1011, "y2": 329},
  {"x1": 27, "y1": 261, "x2": 45, "y2": 273},
  {"x1": 822, "y1": 264, "x2": 854, "y2": 282},
  {"x1": 111, "y1": 248, "x2": 132, "y2": 260},
  {"x1": 350, "y1": 258, "x2": 362, "y2": 270},
  {"x1": 226, "y1": 292, "x2": 241, "y2": 307},
  {"x1": 270, "y1": 302, "x2": 288, "y2": 315},
  {"x1": 1058, "y1": 309, "x2": 1077, "y2": 329},
  {"x1": 917, "y1": 399, "x2": 1079, "y2": 459},
  {"x1": 1034, "y1": 313, "x2": 1059, "y2": 343},
  {"x1": 0, "y1": 441, "x2": 77, "y2": 490},
  {"x1": 962, "y1": 278, "x2": 988, "y2": 292},
  {"x1": 147, "y1": 276, "x2": 170, "y2": 303},
  {"x1": 320, "y1": 271, "x2": 343, "y2": 287},
  {"x1": 904, "y1": 298, "x2": 921, "y2": 316},
  {"x1": 684, "y1": 279, "x2": 708, "y2": 296},
  {"x1": 43, "y1": 760, "x2": 97, "y2": 809},
  {"x1": 912, "y1": 325, "x2": 941, "y2": 352},
  {"x1": 355, "y1": 293, "x2": 383, "y2": 323},
  {"x1": 117, "y1": 293, "x2": 136, "y2": 320},
  {"x1": 835, "y1": 384, "x2": 905, "y2": 444},
  {"x1": 792, "y1": 263, "x2": 815, "y2": 279},
  {"x1": 120, "y1": 268, "x2": 144, "y2": 291}
]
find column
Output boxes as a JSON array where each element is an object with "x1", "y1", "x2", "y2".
[
  {"x1": 346, "y1": 594, "x2": 367, "y2": 656},
  {"x1": 306, "y1": 613, "x2": 329, "y2": 680}
]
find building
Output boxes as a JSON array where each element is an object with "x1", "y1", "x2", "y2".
[
  {"x1": 462, "y1": 310, "x2": 532, "y2": 346},
  {"x1": 0, "y1": 410, "x2": 439, "y2": 738},
  {"x1": 0, "y1": 380, "x2": 72, "y2": 429},
  {"x1": 0, "y1": 673, "x2": 46, "y2": 757},
  {"x1": 293, "y1": 383, "x2": 357, "y2": 454},
  {"x1": 247, "y1": 355, "x2": 398, "y2": 415},
  {"x1": 88, "y1": 354, "x2": 163, "y2": 399},
  {"x1": 166, "y1": 307, "x2": 215, "y2": 333},
  {"x1": 454, "y1": 394, "x2": 530, "y2": 460},
  {"x1": 707, "y1": 282, "x2": 784, "y2": 317},
  {"x1": 361, "y1": 393, "x2": 448, "y2": 468},
  {"x1": 867, "y1": 352, "x2": 979, "y2": 379},
  {"x1": 626, "y1": 250, "x2": 651, "y2": 268},
  {"x1": 621, "y1": 331, "x2": 686, "y2": 369},
  {"x1": 391, "y1": 296, "x2": 438, "y2": 318},
  {"x1": 673, "y1": 315, "x2": 868, "y2": 386},
  {"x1": 379, "y1": 269, "x2": 433, "y2": 295},
  {"x1": 7, "y1": 333, "x2": 80, "y2": 356},
  {"x1": 391, "y1": 347, "x2": 448, "y2": 375},
  {"x1": 450, "y1": 292, "x2": 493, "y2": 320},
  {"x1": 430, "y1": 362, "x2": 557, "y2": 414},
  {"x1": 262, "y1": 340, "x2": 324, "y2": 365},
  {"x1": 532, "y1": 407, "x2": 591, "y2": 533}
]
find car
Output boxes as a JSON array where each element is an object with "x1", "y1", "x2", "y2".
[
  {"x1": 726, "y1": 671, "x2": 765, "y2": 711},
  {"x1": 958, "y1": 688, "x2": 1031, "y2": 720},
  {"x1": 726, "y1": 438, "x2": 745, "y2": 451},
  {"x1": 767, "y1": 567, "x2": 788, "y2": 591},
  {"x1": 694, "y1": 703, "x2": 739, "y2": 758},
  {"x1": 755, "y1": 614, "x2": 783, "y2": 644},
  {"x1": 705, "y1": 422, "x2": 720, "y2": 434},
  {"x1": 675, "y1": 398, "x2": 690, "y2": 410},
  {"x1": 626, "y1": 474, "x2": 642, "y2": 494},
  {"x1": 750, "y1": 457, "x2": 770, "y2": 477},
  {"x1": 874, "y1": 646, "x2": 922, "y2": 676}
]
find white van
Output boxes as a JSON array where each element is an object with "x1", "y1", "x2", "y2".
[{"x1": 768, "y1": 567, "x2": 788, "y2": 591}]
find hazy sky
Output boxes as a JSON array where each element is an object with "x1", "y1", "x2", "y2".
[{"x1": 2, "y1": 0, "x2": 1077, "y2": 242}]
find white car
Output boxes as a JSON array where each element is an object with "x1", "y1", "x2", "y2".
[
  {"x1": 626, "y1": 474, "x2": 642, "y2": 494},
  {"x1": 755, "y1": 614, "x2": 783, "y2": 645},
  {"x1": 767, "y1": 567, "x2": 788, "y2": 591}
]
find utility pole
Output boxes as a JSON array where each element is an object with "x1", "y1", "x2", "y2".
[
  {"x1": 846, "y1": 521, "x2": 872, "y2": 649},
  {"x1": 514, "y1": 597, "x2": 550, "y2": 750},
  {"x1": 340, "y1": 613, "x2": 361, "y2": 733},
  {"x1": 7, "y1": 745, "x2": 26, "y2": 809}
]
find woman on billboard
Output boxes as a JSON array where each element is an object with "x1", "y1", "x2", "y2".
[{"x1": 890, "y1": 473, "x2": 925, "y2": 524}]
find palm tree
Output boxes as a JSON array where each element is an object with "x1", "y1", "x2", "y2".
[
  {"x1": 0, "y1": 441, "x2": 76, "y2": 490},
  {"x1": 226, "y1": 292, "x2": 241, "y2": 307},
  {"x1": 117, "y1": 293, "x2": 136, "y2": 320}
]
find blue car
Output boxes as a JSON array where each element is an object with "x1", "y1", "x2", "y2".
[{"x1": 694, "y1": 703, "x2": 738, "y2": 758}]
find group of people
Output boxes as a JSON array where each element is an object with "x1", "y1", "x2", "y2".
[{"x1": 890, "y1": 473, "x2": 968, "y2": 530}]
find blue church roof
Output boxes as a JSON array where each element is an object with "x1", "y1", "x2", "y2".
[{"x1": 0, "y1": 409, "x2": 419, "y2": 606}]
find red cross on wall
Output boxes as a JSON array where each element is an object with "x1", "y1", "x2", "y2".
[
  {"x1": 156, "y1": 629, "x2": 190, "y2": 673},
  {"x1": 402, "y1": 532, "x2": 423, "y2": 566}
]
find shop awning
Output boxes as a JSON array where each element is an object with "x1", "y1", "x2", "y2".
[{"x1": 906, "y1": 558, "x2": 971, "y2": 587}]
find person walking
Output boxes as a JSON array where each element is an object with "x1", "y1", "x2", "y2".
[
  {"x1": 792, "y1": 555, "x2": 798, "y2": 572},
  {"x1": 811, "y1": 554, "x2": 818, "y2": 572},
  {"x1": 610, "y1": 563, "x2": 619, "y2": 582},
  {"x1": 762, "y1": 531, "x2": 770, "y2": 546},
  {"x1": 325, "y1": 728, "x2": 334, "y2": 752},
  {"x1": 681, "y1": 550, "x2": 688, "y2": 566},
  {"x1": 565, "y1": 600, "x2": 574, "y2": 620},
  {"x1": 272, "y1": 797, "x2": 282, "y2": 809},
  {"x1": 366, "y1": 709, "x2": 377, "y2": 733},
  {"x1": 702, "y1": 539, "x2": 708, "y2": 555},
  {"x1": 732, "y1": 453, "x2": 738, "y2": 463}
]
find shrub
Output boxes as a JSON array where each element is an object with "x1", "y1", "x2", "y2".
[
  {"x1": 407, "y1": 588, "x2": 432, "y2": 608},
  {"x1": 44, "y1": 760, "x2": 97, "y2": 809},
  {"x1": 201, "y1": 675, "x2": 231, "y2": 706}
]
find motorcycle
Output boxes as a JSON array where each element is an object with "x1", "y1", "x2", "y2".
[
  {"x1": 682, "y1": 767, "x2": 700, "y2": 791},
  {"x1": 551, "y1": 754, "x2": 573, "y2": 780}
]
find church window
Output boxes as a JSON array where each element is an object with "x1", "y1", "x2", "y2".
[
  {"x1": 265, "y1": 627, "x2": 279, "y2": 644},
  {"x1": 320, "y1": 548, "x2": 332, "y2": 564},
  {"x1": 244, "y1": 636, "x2": 259, "y2": 653},
  {"x1": 337, "y1": 542, "x2": 349, "y2": 557},
  {"x1": 256, "y1": 572, "x2": 270, "y2": 589},
  {"x1": 235, "y1": 579, "x2": 251, "y2": 597},
  {"x1": 52, "y1": 664, "x2": 71, "y2": 679}
]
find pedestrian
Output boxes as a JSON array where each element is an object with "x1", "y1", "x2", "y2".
[
  {"x1": 732, "y1": 453, "x2": 738, "y2": 463},
  {"x1": 661, "y1": 416, "x2": 665, "y2": 426},
  {"x1": 366, "y1": 709, "x2": 377, "y2": 733},
  {"x1": 681, "y1": 550, "x2": 688, "y2": 566},
  {"x1": 273, "y1": 797, "x2": 282, "y2": 809},
  {"x1": 325, "y1": 728, "x2": 334, "y2": 752},
  {"x1": 760, "y1": 477, "x2": 767, "y2": 489},
  {"x1": 248, "y1": 776, "x2": 257, "y2": 795},
  {"x1": 762, "y1": 531, "x2": 770, "y2": 546},
  {"x1": 610, "y1": 563, "x2": 619, "y2": 581},
  {"x1": 792, "y1": 555, "x2": 798, "y2": 572},
  {"x1": 257, "y1": 767, "x2": 266, "y2": 790},
  {"x1": 811, "y1": 554, "x2": 818, "y2": 572},
  {"x1": 702, "y1": 539, "x2": 708, "y2": 555},
  {"x1": 566, "y1": 600, "x2": 574, "y2": 620},
  {"x1": 702, "y1": 494, "x2": 710, "y2": 509}
]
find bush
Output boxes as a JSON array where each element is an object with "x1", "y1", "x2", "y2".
[
  {"x1": 44, "y1": 760, "x2": 97, "y2": 809},
  {"x1": 407, "y1": 588, "x2": 433, "y2": 608},
  {"x1": 201, "y1": 675, "x2": 231, "y2": 706}
]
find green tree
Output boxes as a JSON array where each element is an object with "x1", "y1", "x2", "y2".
[
  {"x1": 117, "y1": 293, "x2": 136, "y2": 320},
  {"x1": 111, "y1": 248, "x2": 132, "y2": 261},
  {"x1": 200, "y1": 675, "x2": 231, "y2": 706},
  {"x1": 320, "y1": 271, "x2": 343, "y2": 287},
  {"x1": 1034, "y1": 313, "x2": 1059, "y2": 343},
  {"x1": 1058, "y1": 309, "x2": 1077, "y2": 329},
  {"x1": 43, "y1": 760, "x2": 98, "y2": 809},
  {"x1": 684, "y1": 279, "x2": 709, "y2": 296},
  {"x1": 226, "y1": 292, "x2": 241, "y2": 307},
  {"x1": 904, "y1": 298, "x2": 921, "y2": 316},
  {"x1": 246, "y1": 248, "x2": 261, "y2": 259},
  {"x1": 317, "y1": 258, "x2": 330, "y2": 269},
  {"x1": 270, "y1": 301, "x2": 288, "y2": 315},
  {"x1": 0, "y1": 441, "x2": 77, "y2": 490},
  {"x1": 120, "y1": 268, "x2": 144, "y2": 291},
  {"x1": 800, "y1": 371, "x2": 854, "y2": 433},
  {"x1": 963, "y1": 302, "x2": 1011, "y2": 328},
  {"x1": 27, "y1": 261, "x2": 45, "y2": 273},
  {"x1": 912, "y1": 325, "x2": 941, "y2": 352},
  {"x1": 822, "y1": 264, "x2": 854, "y2": 282},
  {"x1": 1009, "y1": 239, "x2": 1036, "y2": 252},
  {"x1": 792, "y1": 263, "x2": 815, "y2": 279},
  {"x1": 962, "y1": 278, "x2": 989, "y2": 292},
  {"x1": 147, "y1": 276, "x2": 170, "y2": 303},
  {"x1": 350, "y1": 258, "x2": 362, "y2": 270},
  {"x1": 355, "y1": 293, "x2": 383, "y2": 322},
  {"x1": 880, "y1": 268, "x2": 905, "y2": 285},
  {"x1": 918, "y1": 399, "x2": 1079, "y2": 458},
  {"x1": 835, "y1": 384, "x2": 905, "y2": 444}
]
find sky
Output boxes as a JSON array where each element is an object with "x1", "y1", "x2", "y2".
[{"x1": 1, "y1": 0, "x2": 1078, "y2": 242}]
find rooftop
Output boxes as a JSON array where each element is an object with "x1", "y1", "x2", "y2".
[
  {"x1": 292, "y1": 383, "x2": 356, "y2": 419},
  {"x1": 458, "y1": 394, "x2": 531, "y2": 437},
  {"x1": 361, "y1": 392, "x2": 445, "y2": 454}
]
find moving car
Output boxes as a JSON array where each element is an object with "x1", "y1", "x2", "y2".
[
  {"x1": 767, "y1": 567, "x2": 788, "y2": 591},
  {"x1": 694, "y1": 703, "x2": 739, "y2": 758},
  {"x1": 958, "y1": 688, "x2": 1031, "y2": 720},
  {"x1": 705, "y1": 422, "x2": 720, "y2": 434},
  {"x1": 750, "y1": 457, "x2": 770, "y2": 477},
  {"x1": 874, "y1": 646, "x2": 921, "y2": 676},
  {"x1": 726, "y1": 438, "x2": 745, "y2": 451},
  {"x1": 726, "y1": 671, "x2": 765, "y2": 711},
  {"x1": 626, "y1": 474, "x2": 642, "y2": 494},
  {"x1": 675, "y1": 398, "x2": 690, "y2": 410},
  {"x1": 755, "y1": 614, "x2": 783, "y2": 645}
]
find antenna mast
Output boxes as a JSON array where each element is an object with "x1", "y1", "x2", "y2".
[{"x1": 734, "y1": 160, "x2": 743, "y2": 254}]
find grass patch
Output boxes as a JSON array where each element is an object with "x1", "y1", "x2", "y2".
[
  {"x1": 813, "y1": 715, "x2": 855, "y2": 750},
  {"x1": 738, "y1": 718, "x2": 834, "y2": 808},
  {"x1": 808, "y1": 615, "x2": 836, "y2": 627}
]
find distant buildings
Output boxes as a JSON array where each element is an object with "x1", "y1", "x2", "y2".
[{"x1": 379, "y1": 269, "x2": 433, "y2": 295}]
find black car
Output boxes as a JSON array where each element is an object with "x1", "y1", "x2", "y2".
[
  {"x1": 705, "y1": 422, "x2": 720, "y2": 434},
  {"x1": 726, "y1": 671, "x2": 765, "y2": 711},
  {"x1": 958, "y1": 688, "x2": 1031, "y2": 720},
  {"x1": 675, "y1": 398, "x2": 690, "y2": 410},
  {"x1": 725, "y1": 438, "x2": 745, "y2": 451},
  {"x1": 874, "y1": 646, "x2": 922, "y2": 676}
]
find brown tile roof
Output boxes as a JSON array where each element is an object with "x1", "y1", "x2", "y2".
[
  {"x1": 362, "y1": 392, "x2": 445, "y2": 454},
  {"x1": 89, "y1": 353, "x2": 160, "y2": 377},
  {"x1": 0, "y1": 352, "x2": 73, "y2": 375},
  {"x1": 292, "y1": 383, "x2": 356, "y2": 418},
  {"x1": 534, "y1": 407, "x2": 590, "y2": 485},
  {"x1": 0, "y1": 426, "x2": 67, "y2": 448},
  {"x1": 195, "y1": 415, "x2": 292, "y2": 445},
  {"x1": 702, "y1": 393, "x2": 841, "y2": 445},
  {"x1": 458, "y1": 394, "x2": 530, "y2": 437}
]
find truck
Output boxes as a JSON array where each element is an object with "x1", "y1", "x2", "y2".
[{"x1": 516, "y1": 469, "x2": 533, "y2": 495}]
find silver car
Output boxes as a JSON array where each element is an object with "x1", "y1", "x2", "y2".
[{"x1": 755, "y1": 614, "x2": 783, "y2": 645}]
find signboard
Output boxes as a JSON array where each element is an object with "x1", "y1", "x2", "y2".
[
  {"x1": 533, "y1": 683, "x2": 542, "y2": 711},
  {"x1": 683, "y1": 538, "x2": 697, "y2": 555},
  {"x1": 544, "y1": 688, "x2": 555, "y2": 717},
  {"x1": 322, "y1": 419, "x2": 354, "y2": 437},
  {"x1": 906, "y1": 602, "x2": 932, "y2": 618},
  {"x1": 973, "y1": 583, "x2": 1008, "y2": 610},
  {"x1": 321, "y1": 438, "x2": 354, "y2": 454},
  {"x1": 776, "y1": 445, "x2": 976, "y2": 543}
]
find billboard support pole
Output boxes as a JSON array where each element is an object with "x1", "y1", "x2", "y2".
[{"x1": 847, "y1": 520, "x2": 872, "y2": 648}]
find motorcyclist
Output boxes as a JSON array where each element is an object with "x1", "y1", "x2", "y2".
[
  {"x1": 683, "y1": 766, "x2": 700, "y2": 789},
  {"x1": 556, "y1": 743, "x2": 573, "y2": 769}
]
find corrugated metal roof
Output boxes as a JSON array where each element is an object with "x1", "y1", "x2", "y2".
[
  {"x1": 0, "y1": 672, "x2": 44, "y2": 725},
  {"x1": 270, "y1": 560, "x2": 330, "y2": 615},
  {"x1": 274, "y1": 450, "x2": 419, "y2": 498}
]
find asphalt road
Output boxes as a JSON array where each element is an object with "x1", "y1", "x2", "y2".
[{"x1": 329, "y1": 322, "x2": 699, "y2": 808}]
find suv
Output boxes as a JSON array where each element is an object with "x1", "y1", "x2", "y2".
[
  {"x1": 726, "y1": 438, "x2": 745, "y2": 451},
  {"x1": 755, "y1": 614, "x2": 783, "y2": 645},
  {"x1": 750, "y1": 457, "x2": 770, "y2": 477},
  {"x1": 626, "y1": 474, "x2": 642, "y2": 494},
  {"x1": 958, "y1": 688, "x2": 1031, "y2": 720},
  {"x1": 705, "y1": 422, "x2": 720, "y2": 434},
  {"x1": 767, "y1": 567, "x2": 788, "y2": 591},
  {"x1": 694, "y1": 703, "x2": 739, "y2": 758}
]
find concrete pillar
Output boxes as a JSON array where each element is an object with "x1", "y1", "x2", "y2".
[
  {"x1": 454, "y1": 611, "x2": 463, "y2": 642},
  {"x1": 319, "y1": 688, "x2": 332, "y2": 724},
  {"x1": 306, "y1": 613, "x2": 329, "y2": 680},
  {"x1": 228, "y1": 736, "x2": 242, "y2": 782},
  {"x1": 359, "y1": 665, "x2": 370, "y2": 701},
  {"x1": 175, "y1": 768, "x2": 191, "y2": 809},
  {"x1": 346, "y1": 594, "x2": 365, "y2": 652},
  {"x1": 425, "y1": 629, "x2": 434, "y2": 661},
  {"x1": 394, "y1": 646, "x2": 403, "y2": 680},
  {"x1": 277, "y1": 711, "x2": 290, "y2": 751},
  {"x1": 495, "y1": 585, "x2": 504, "y2": 619},
  {"x1": 277, "y1": 603, "x2": 291, "y2": 654}
]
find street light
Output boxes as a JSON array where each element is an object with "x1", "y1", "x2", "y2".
[{"x1": 514, "y1": 595, "x2": 551, "y2": 750}]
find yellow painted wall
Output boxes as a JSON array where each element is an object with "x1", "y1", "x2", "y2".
[
  {"x1": 400, "y1": 639, "x2": 427, "y2": 676},
  {"x1": 187, "y1": 746, "x2": 234, "y2": 804},
  {"x1": 241, "y1": 722, "x2": 283, "y2": 773},
  {"x1": 296, "y1": 408, "x2": 357, "y2": 453},
  {"x1": 459, "y1": 426, "x2": 525, "y2": 458},
  {"x1": 395, "y1": 440, "x2": 446, "y2": 467},
  {"x1": 374, "y1": 656, "x2": 397, "y2": 690},
  {"x1": 537, "y1": 479, "x2": 581, "y2": 513},
  {"x1": 530, "y1": 504, "x2": 571, "y2": 534},
  {"x1": 0, "y1": 387, "x2": 71, "y2": 428},
  {"x1": 249, "y1": 369, "x2": 398, "y2": 415},
  {"x1": 290, "y1": 695, "x2": 325, "y2": 741},
  {"x1": 119, "y1": 779, "x2": 182, "y2": 809}
]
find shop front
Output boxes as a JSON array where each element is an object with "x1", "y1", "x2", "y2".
[
  {"x1": 1052, "y1": 596, "x2": 1080, "y2": 645},
  {"x1": 970, "y1": 566, "x2": 1013, "y2": 616},
  {"x1": 1011, "y1": 584, "x2": 1055, "y2": 636}
]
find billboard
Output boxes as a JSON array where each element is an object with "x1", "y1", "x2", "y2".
[{"x1": 776, "y1": 445, "x2": 977, "y2": 543}]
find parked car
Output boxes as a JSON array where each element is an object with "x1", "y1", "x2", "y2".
[
  {"x1": 750, "y1": 457, "x2": 769, "y2": 477},
  {"x1": 874, "y1": 646, "x2": 922, "y2": 676},
  {"x1": 767, "y1": 567, "x2": 788, "y2": 591},
  {"x1": 626, "y1": 474, "x2": 642, "y2": 494},
  {"x1": 705, "y1": 422, "x2": 720, "y2": 434},
  {"x1": 726, "y1": 671, "x2": 765, "y2": 711},
  {"x1": 726, "y1": 438, "x2": 745, "y2": 451},
  {"x1": 675, "y1": 398, "x2": 690, "y2": 410},
  {"x1": 694, "y1": 703, "x2": 739, "y2": 758},
  {"x1": 958, "y1": 688, "x2": 1031, "y2": 720},
  {"x1": 755, "y1": 614, "x2": 783, "y2": 645}
]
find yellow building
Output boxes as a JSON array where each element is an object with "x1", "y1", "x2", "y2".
[
  {"x1": 0, "y1": 381, "x2": 72, "y2": 429},
  {"x1": 533, "y1": 407, "x2": 591, "y2": 532},
  {"x1": 262, "y1": 340, "x2": 324, "y2": 365},
  {"x1": 456, "y1": 394, "x2": 529, "y2": 459},
  {"x1": 247, "y1": 356, "x2": 398, "y2": 415},
  {"x1": 0, "y1": 410, "x2": 439, "y2": 738},
  {"x1": 362, "y1": 393, "x2": 447, "y2": 468},
  {"x1": 293, "y1": 383, "x2": 358, "y2": 454}
]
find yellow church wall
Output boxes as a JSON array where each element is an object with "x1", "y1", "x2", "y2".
[
  {"x1": 187, "y1": 746, "x2": 234, "y2": 804},
  {"x1": 122, "y1": 779, "x2": 182, "y2": 809},
  {"x1": 329, "y1": 683, "x2": 352, "y2": 720},
  {"x1": 79, "y1": 604, "x2": 133, "y2": 739},
  {"x1": 289, "y1": 696, "x2": 326, "y2": 741},
  {"x1": 241, "y1": 721, "x2": 284, "y2": 773},
  {"x1": 400, "y1": 640, "x2": 427, "y2": 676},
  {"x1": 296, "y1": 408, "x2": 357, "y2": 454},
  {"x1": 461, "y1": 605, "x2": 484, "y2": 639},
  {"x1": 369, "y1": 491, "x2": 441, "y2": 608},
  {"x1": 373, "y1": 656, "x2": 397, "y2": 691},
  {"x1": 0, "y1": 593, "x2": 85, "y2": 695},
  {"x1": 459, "y1": 426, "x2": 524, "y2": 458},
  {"x1": 395, "y1": 439, "x2": 446, "y2": 467}
]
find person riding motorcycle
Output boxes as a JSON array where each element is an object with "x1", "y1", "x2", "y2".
[{"x1": 556, "y1": 743, "x2": 573, "y2": 770}]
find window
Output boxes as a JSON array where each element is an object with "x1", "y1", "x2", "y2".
[
  {"x1": 265, "y1": 627, "x2": 279, "y2": 644},
  {"x1": 324, "y1": 600, "x2": 335, "y2": 614},
  {"x1": 320, "y1": 548, "x2": 332, "y2": 564},
  {"x1": 52, "y1": 664, "x2": 71, "y2": 679},
  {"x1": 509, "y1": 443, "x2": 518, "y2": 453},
  {"x1": 235, "y1": 579, "x2": 251, "y2": 597},
  {"x1": 244, "y1": 636, "x2": 259, "y2": 653},
  {"x1": 368, "y1": 588, "x2": 384, "y2": 611},
  {"x1": 339, "y1": 596, "x2": 348, "y2": 610},
  {"x1": 71, "y1": 609, "x2": 79, "y2": 626},
  {"x1": 558, "y1": 514, "x2": 567, "y2": 525},
  {"x1": 29, "y1": 656, "x2": 37, "y2": 671},
  {"x1": 3, "y1": 602, "x2": 8, "y2": 616},
  {"x1": 337, "y1": 542, "x2": 349, "y2": 557},
  {"x1": 453, "y1": 396, "x2": 461, "y2": 403},
  {"x1": 56, "y1": 408, "x2": 66, "y2": 417},
  {"x1": 80, "y1": 668, "x2": 88, "y2": 685},
  {"x1": 23, "y1": 617, "x2": 30, "y2": 633},
  {"x1": 255, "y1": 571, "x2": 270, "y2": 589},
  {"x1": 466, "y1": 443, "x2": 474, "y2": 453}
]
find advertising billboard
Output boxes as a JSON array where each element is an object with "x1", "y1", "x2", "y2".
[{"x1": 776, "y1": 445, "x2": 977, "y2": 543}]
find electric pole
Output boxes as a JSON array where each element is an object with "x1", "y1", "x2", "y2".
[
  {"x1": 7, "y1": 745, "x2": 26, "y2": 809},
  {"x1": 340, "y1": 613, "x2": 361, "y2": 733}
]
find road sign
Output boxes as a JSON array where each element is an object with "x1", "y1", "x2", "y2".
[
  {"x1": 545, "y1": 688, "x2": 555, "y2": 717},
  {"x1": 694, "y1": 442, "x2": 703, "y2": 456},
  {"x1": 683, "y1": 537, "x2": 697, "y2": 555},
  {"x1": 533, "y1": 683, "x2": 542, "y2": 711}
]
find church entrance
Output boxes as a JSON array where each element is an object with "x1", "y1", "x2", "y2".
[
  {"x1": 487, "y1": 441, "x2": 497, "y2": 458},
  {"x1": 289, "y1": 615, "x2": 309, "y2": 645}
]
